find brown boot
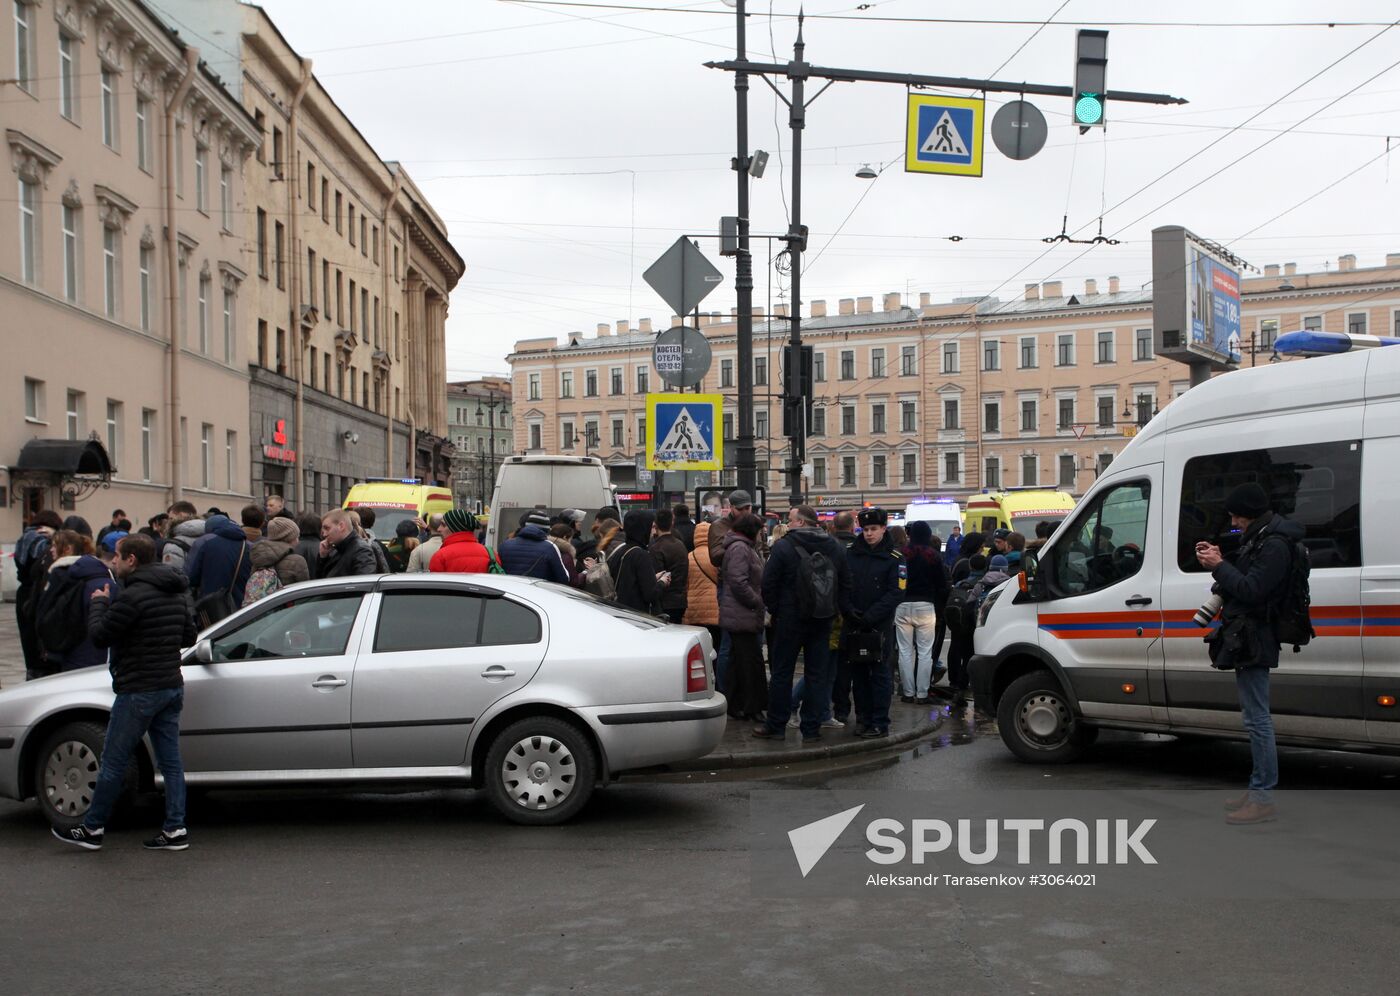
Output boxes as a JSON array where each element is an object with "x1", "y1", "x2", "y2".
[
  {"x1": 1225, "y1": 801, "x2": 1277, "y2": 825},
  {"x1": 1223, "y1": 792, "x2": 1250, "y2": 812}
]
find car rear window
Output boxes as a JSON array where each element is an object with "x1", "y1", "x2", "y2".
[
  {"x1": 374, "y1": 591, "x2": 542, "y2": 652},
  {"x1": 535, "y1": 582, "x2": 668, "y2": 630}
]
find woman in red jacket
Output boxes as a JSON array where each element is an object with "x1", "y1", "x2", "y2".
[{"x1": 429, "y1": 510, "x2": 496, "y2": 574}]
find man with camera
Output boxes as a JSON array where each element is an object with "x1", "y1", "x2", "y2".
[{"x1": 1194, "y1": 482, "x2": 1305, "y2": 826}]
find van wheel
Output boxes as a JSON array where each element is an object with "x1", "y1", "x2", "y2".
[
  {"x1": 484, "y1": 717, "x2": 597, "y2": 826},
  {"x1": 997, "y1": 671, "x2": 1091, "y2": 764},
  {"x1": 34, "y1": 721, "x2": 137, "y2": 831}
]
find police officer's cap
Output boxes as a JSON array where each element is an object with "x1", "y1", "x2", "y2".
[{"x1": 857, "y1": 507, "x2": 888, "y2": 527}]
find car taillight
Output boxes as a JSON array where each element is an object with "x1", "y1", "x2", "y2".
[{"x1": 685, "y1": 644, "x2": 708, "y2": 694}]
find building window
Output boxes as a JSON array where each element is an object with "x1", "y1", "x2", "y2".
[
  {"x1": 811, "y1": 406, "x2": 826, "y2": 436},
  {"x1": 1059, "y1": 454, "x2": 1076, "y2": 489},
  {"x1": 840, "y1": 350, "x2": 855, "y2": 380},
  {"x1": 24, "y1": 377, "x2": 43, "y2": 421},
  {"x1": 138, "y1": 246, "x2": 152, "y2": 330},
  {"x1": 901, "y1": 401, "x2": 917, "y2": 433},
  {"x1": 1020, "y1": 399, "x2": 1037, "y2": 433},
  {"x1": 754, "y1": 356, "x2": 767, "y2": 386},
  {"x1": 307, "y1": 163, "x2": 316, "y2": 212},
  {"x1": 871, "y1": 348, "x2": 886, "y2": 378},
  {"x1": 720, "y1": 358, "x2": 733, "y2": 388},
  {"x1": 984, "y1": 456, "x2": 1000, "y2": 489},
  {"x1": 1135, "y1": 328, "x2": 1152, "y2": 360},
  {"x1": 335, "y1": 190, "x2": 343, "y2": 233},
  {"x1": 201, "y1": 424, "x2": 212, "y2": 488},
  {"x1": 902, "y1": 452, "x2": 917, "y2": 485},
  {"x1": 561, "y1": 420, "x2": 575, "y2": 449},
  {"x1": 983, "y1": 339, "x2": 999, "y2": 371},
  {"x1": 942, "y1": 341, "x2": 958, "y2": 374},
  {"x1": 308, "y1": 346, "x2": 317, "y2": 386},
  {"x1": 871, "y1": 403, "x2": 886, "y2": 434},
  {"x1": 1303, "y1": 315, "x2": 1322, "y2": 331},
  {"x1": 141, "y1": 409, "x2": 154, "y2": 481},
  {"x1": 100, "y1": 70, "x2": 116, "y2": 148},
  {"x1": 335, "y1": 270, "x2": 344, "y2": 324},
  {"x1": 637, "y1": 417, "x2": 646, "y2": 445},
  {"x1": 223, "y1": 289, "x2": 234, "y2": 362},
  {"x1": 274, "y1": 221, "x2": 286, "y2": 289},
  {"x1": 1021, "y1": 454, "x2": 1037, "y2": 487},
  {"x1": 584, "y1": 422, "x2": 598, "y2": 448},
  {"x1": 560, "y1": 371, "x2": 574, "y2": 398},
  {"x1": 103, "y1": 401, "x2": 120, "y2": 464},
  {"x1": 360, "y1": 216, "x2": 368, "y2": 256},
  {"x1": 220, "y1": 167, "x2": 232, "y2": 230},
  {"x1": 324, "y1": 353, "x2": 331, "y2": 394},
  {"x1": 197, "y1": 274, "x2": 209, "y2": 353},
  {"x1": 195, "y1": 145, "x2": 207, "y2": 213},
  {"x1": 102, "y1": 228, "x2": 119, "y2": 318},
  {"x1": 1019, "y1": 336, "x2": 1037, "y2": 368},
  {"x1": 943, "y1": 452, "x2": 960, "y2": 484},
  {"x1": 361, "y1": 287, "x2": 369, "y2": 336},
  {"x1": 611, "y1": 419, "x2": 623, "y2": 448},
  {"x1": 14, "y1": 1, "x2": 32, "y2": 90},
  {"x1": 61, "y1": 204, "x2": 78, "y2": 302},
  {"x1": 135, "y1": 98, "x2": 151, "y2": 171},
  {"x1": 813, "y1": 457, "x2": 826, "y2": 487},
  {"x1": 18, "y1": 177, "x2": 37, "y2": 283},
  {"x1": 942, "y1": 398, "x2": 959, "y2": 430},
  {"x1": 321, "y1": 178, "x2": 330, "y2": 223},
  {"x1": 872, "y1": 454, "x2": 887, "y2": 486},
  {"x1": 901, "y1": 345, "x2": 916, "y2": 377},
  {"x1": 815, "y1": 352, "x2": 827, "y2": 382},
  {"x1": 1097, "y1": 452, "x2": 1114, "y2": 477},
  {"x1": 755, "y1": 409, "x2": 769, "y2": 438},
  {"x1": 175, "y1": 122, "x2": 184, "y2": 197},
  {"x1": 372, "y1": 225, "x2": 379, "y2": 263},
  {"x1": 322, "y1": 259, "x2": 331, "y2": 316},
  {"x1": 529, "y1": 373, "x2": 541, "y2": 401},
  {"x1": 984, "y1": 400, "x2": 1000, "y2": 434},
  {"x1": 1056, "y1": 333, "x2": 1075, "y2": 366},
  {"x1": 842, "y1": 456, "x2": 856, "y2": 487},
  {"x1": 257, "y1": 320, "x2": 268, "y2": 368},
  {"x1": 348, "y1": 205, "x2": 355, "y2": 246},
  {"x1": 272, "y1": 126, "x2": 284, "y2": 178},
  {"x1": 722, "y1": 413, "x2": 734, "y2": 441},
  {"x1": 636, "y1": 367, "x2": 648, "y2": 394},
  {"x1": 253, "y1": 109, "x2": 266, "y2": 162},
  {"x1": 1097, "y1": 396, "x2": 1114, "y2": 428},
  {"x1": 585, "y1": 370, "x2": 598, "y2": 397},
  {"x1": 1058, "y1": 397, "x2": 1075, "y2": 430},
  {"x1": 841, "y1": 405, "x2": 855, "y2": 435},
  {"x1": 1348, "y1": 312, "x2": 1367, "y2": 335},
  {"x1": 1136, "y1": 393, "x2": 1154, "y2": 426},
  {"x1": 1096, "y1": 330, "x2": 1114, "y2": 364},
  {"x1": 58, "y1": 34, "x2": 75, "y2": 120},
  {"x1": 256, "y1": 209, "x2": 267, "y2": 278},
  {"x1": 276, "y1": 328, "x2": 286, "y2": 376},
  {"x1": 226, "y1": 431, "x2": 237, "y2": 490},
  {"x1": 1258, "y1": 319, "x2": 1279, "y2": 349},
  {"x1": 65, "y1": 390, "x2": 82, "y2": 440}
]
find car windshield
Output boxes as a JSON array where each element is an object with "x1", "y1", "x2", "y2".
[
  {"x1": 1011, "y1": 514, "x2": 1066, "y2": 541},
  {"x1": 534, "y1": 581, "x2": 668, "y2": 629}
]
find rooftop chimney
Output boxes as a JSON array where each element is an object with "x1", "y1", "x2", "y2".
[
  {"x1": 857, "y1": 296, "x2": 874, "y2": 314},
  {"x1": 919, "y1": 292, "x2": 931, "y2": 308},
  {"x1": 616, "y1": 320, "x2": 629, "y2": 335},
  {"x1": 1042, "y1": 281, "x2": 1062, "y2": 299},
  {"x1": 1108, "y1": 276, "x2": 1120, "y2": 294},
  {"x1": 752, "y1": 306, "x2": 763, "y2": 318},
  {"x1": 1025, "y1": 283, "x2": 1040, "y2": 301},
  {"x1": 839, "y1": 298, "x2": 855, "y2": 316},
  {"x1": 1339, "y1": 254, "x2": 1357, "y2": 272},
  {"x1": 596, "y1": 323, "x2": 610, "y2": 337},
  {"x1": 639, "y1": 317, "x2": 652, "y2": 333},
  {"x1": 883, "y1": 292, "x2": 901, "y2": 311},
  {"x1": 774, "y1": 304, "x2": 788, "y2": 318},
  {"x1": 1085, "y1": 278, "x2": 1097, "y2": 296},
  {"x1": 670, "y1": 314, "x2": 682, "y2": 327},
  {"x1": 1284, "y1": 262, "x2": 1297, "y2": 276},
  {"x1": 1264, "y1": 264, "x2": 1279, "y2": 278},
  {"x1": 1387, "y1": 253, "x2": 1400, "y2": 267},
  {"x1": 811, "y1": 299, "x2": 827, "y2": 317}
]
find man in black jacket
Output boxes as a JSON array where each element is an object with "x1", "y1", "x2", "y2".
[
  {"x1": 649, "y1": 508, "x2": 689, "y2": 623},
  {"x1": 755, "y1": 505, "x2": 853, "y2": 741},
  {"x1": 844, "y1": 507, "x2": 905, "y2": 738},
  {"x1": 318, "y1": 509, "x2": 380, "y2": 578},
  {"x1": 1196, "y1": 482, "x2": 1303, "y2": 826},
  {"x1": 53, "y1": 535, "x2": 196, "y2": 851},
  {"x1": 671, "y1": 504, "x2": 697, "y2": 552}
]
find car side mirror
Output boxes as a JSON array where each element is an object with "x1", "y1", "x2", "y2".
[{"x1": 194, "y1": 638, "x2": 213, "y2": 663}]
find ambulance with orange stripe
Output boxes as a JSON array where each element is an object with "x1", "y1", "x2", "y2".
[{"x1": 972, "y1": 330, "x2": 1400, "y2": 764}]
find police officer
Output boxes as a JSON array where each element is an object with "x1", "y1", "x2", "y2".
[{"x1": 844, "y1": 507, "x2": 905, "y2": 738}]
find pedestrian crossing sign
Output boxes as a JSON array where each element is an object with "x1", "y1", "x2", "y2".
[
  {"x1": 905, "y1": 93, "x2": 984, "y2": 177},
  {"x1": 646, "y1": 393, "x2": 723, "y2": 471}
]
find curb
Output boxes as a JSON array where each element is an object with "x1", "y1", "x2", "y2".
[{"x1": 664, "y1": 710, "x2": 947, "y2": 773}]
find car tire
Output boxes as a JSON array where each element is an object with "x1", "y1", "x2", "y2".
[
  {"x1": 34, "y1": 720, "x2": 137, "y2": 831},
  {"x1": 484, "y1": 717, "x2": 597, "y2": 826},
  {"x1": 997, "y1": 670, "x2": 1091, "y2": 764}
]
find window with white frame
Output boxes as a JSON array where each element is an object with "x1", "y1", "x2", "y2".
[
  {"x1": 102, "y1": 228, "x2": 119, "y2": 318},
  {"x1": 1348, "y1": 312, "x2": 1368, "y2": 335},
  {"x1": 943, "y1": 451, "x2": 960, "y2": 484},
  {"x1": 585, "y1": 369, "x2": 598, "y2": 396},
  {"x1": 841, "y1": 405, "x2": 855, "y2": 435},
  {"x1": 100, "y1": 69, "x2": 116, "y2": 148},
  {"x1": 611, "y1": 418, "x2": 623, "y2": 448},
  {"x1": 1019, "y1": 336, "x2": 1037, "y2": 368},
  {"x1": 942, "y1": 341, "x2": 958, "y2": 374},
  {"x1": 871, "y1": 348, "x2": 886, "y2": 378},
  {"x1": 1258, "y1": 319, "x2": 1279, "y2": 349},
  {"x1": 105, "y1": 400, "x2": 120, "y2": 464},
  {"x1": 65, "y1": 390, "x2": 82, "y2": 440},
  {"x1": 1057, "y1": 396, "x2": 1075, "y2": 430},
  {"x1": 584, "y1": 420, "x2": 598, "y2": 448},
  {"x1": 901, "y1": 345, "x2": 916, "y2": 376},
  {"x1": 561, "y1": 419, "x2": 575, "y2": 449},
  {"x1": 755, "y1": 409, "x2": 769, "y2": 439},
  {"x1": 24, "y1": 377, "x2": 44, "y2": 421},
  {"x1": 141, "y1": 408, "x2": 154, "y2": 481},
  {"x1": 813, "y1": 457, "x2": 827, "y2": 487},
  {"x1": 637, "y1": 416, "x2": 646, "y2": 446},
  {"x1": 984, "y1": 456, "x2": 1000, "y2": 489},
  {"x1": 560, "y1": 370, "x2": 573, "y2": 398},
  {"x1": 1056, "y1": 333, "x2": 1075, "y2": 366},
  {"x1": 195, "y1": 145, "x2": 207, "y2": 213},
  {"x1": 811, "y1": 406, "x2": 826, "y2": 436},
  {"x1": 983, "y1": 339, "x2": 999, "y2": 371},
  {"x1": 1059, "y1": 454, "x2": 1076, "y2": 489},
  {"x1": 1135, "y1": 327, "x2": 1152, "y2": 360},
  {"x1": 18, "y1": 177, "x2": 38, "y2": 283},
  {"x1": 138, "y1": 246, "x2": 152, "y2": 331},
  {"x1": 1021, "y1": 454, "x2": 1038, "y2": 486},
  {"x1": 815, "y1": 351, "x2": 827, "y2": 381},
  {"x1": 201, "y1": 424, "x2": 212, "y2": 487},
  {"x1": 901, "y1": 452, "x2": 917, "y2": 485},
  {"x1": 754, "y1": 356, "x2": 767, "y2": 386},
  {"x1": 528, "y1": 372, "x2": 541, "y2": 400},
  {"x1": 14, "y1": 2, "x2": 33, "y2": 91},
  {"x1": 871, "y1": 403, "x2": 886, "y2": 434},
  {"x1": 722, "y1": 412, "x2": 734, "y2": 440},
  {"x1": 1097, "y1": 395, "x2": 1114, "y2": 428},
  {"x1": 61, "y1": 203, "x2": 78, "y2": 302},
  {"x1": 529, "y1": 423, "x2": 542, "y2": 450},
  {"x1": 984, "y1": 399, "x2": 1000, "y2": 434},
  {"x1": 220, "y1": 167, "x2": 232, "y2": 230},
  {"x1": 842, "y1": 455, "x2": 857, "y2": 486},
  {"x1": 902, "y1": 400, "x2": 917, "y2": 433},
  {"x1": 840, "y1": 350, "x2": 855, "y2": 380},
  {"x1": 222, "y1": 289, "x2": 234, "y2": 362},
  {"x1": 226, "y1": 430, "x2": 237, "y2": 490},
  {"x1": 636, "y1": 367, "x2": 648, "y2": 394},
  {"x1": 1020, "y1": 398, "x2": 1037, "y2": 433},
  {"x1": 1136, "y1": 392, "x2": 1154, "y2": 426},
  {"x1": 943, "y1": 398, "x2": 959, "y2": 430},
  {"x1": 197, "y1": 273, "x2": 209, "y2": 353},
  {"x1": 1302, "y1": 315, "x2": 1322, "y2": 331},
  {"x1": 609, "y1": 367, "x2": 623, "y2": 395},
  {"x1": 58, "y1": 34, "x2": 75, "y2": 120},
  {"x1": 1096, "y1": 330, "x2": 1114, "y2": 363},
  {"x1": 872, "y1": 454, "x2": 887, "y2": 486},
  {"x1": 1096, "y1": 452, "x2": 1114, "y2": 477}
]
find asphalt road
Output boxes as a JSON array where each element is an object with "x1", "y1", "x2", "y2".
[{"x1": 3, "y1": 708, "x2": 1399, "y2": 994}]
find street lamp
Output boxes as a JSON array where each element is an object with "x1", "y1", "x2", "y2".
[{"x1": 476, "y1": 387, "x2": 504, "y2": 500}]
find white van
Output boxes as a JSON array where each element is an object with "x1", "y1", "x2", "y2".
[
  {"x1": 904, "y1": 498, "x2": 962, "y2": 543},
  {"x1": 484, "y1": 455, "x2": 615, "y2": 549},
  {"x1": 971, "y1": 336, "x2": 1398, "y2": 763}
]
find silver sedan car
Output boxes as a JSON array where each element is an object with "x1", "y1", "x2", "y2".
[{"x1": 0, "y1": 574, "x2": 725, "y2": 827}]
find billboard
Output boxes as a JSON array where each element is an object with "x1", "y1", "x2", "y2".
[{"x1": 1152, "y1": 225, "x2": 1244, "y2": 371}]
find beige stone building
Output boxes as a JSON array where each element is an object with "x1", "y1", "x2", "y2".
[
  {"x1": 508, "y1": 254, "x2": 1400, "y2": 509},
  {"x1": 446, "y1": 377, "x2": 513, "y2": 510},
  {"x1": 150, "y1": 0, "x2": 463, "y2": 512},
  {"x1": 2, "y1": 0, "x2": 259, "y2": 535}
]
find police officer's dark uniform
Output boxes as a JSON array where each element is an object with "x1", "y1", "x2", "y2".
[{"x1": 844, "y1": 507, "x2": 905, "y2": 738}]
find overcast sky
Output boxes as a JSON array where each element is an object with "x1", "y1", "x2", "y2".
[{"x1": 254, "y1": 0, "x2": 1400, "y2": 378}]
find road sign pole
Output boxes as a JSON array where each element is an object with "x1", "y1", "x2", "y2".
[
  {"x1": 733, "y1": 0, "x2": 757, "y2": 500},
  {"x1": 784, "y1": 14, "x2": 808, "y2": 510}
]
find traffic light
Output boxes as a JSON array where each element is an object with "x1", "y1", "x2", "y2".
[
  {"x1": 781, "y1": 344, "x2": 814, "y2": 437},
  {"x1": 1073, "y1": 29, "x2": 1108, "y2": 131}
]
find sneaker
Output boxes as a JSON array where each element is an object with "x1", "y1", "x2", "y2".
[
  {"x1": 52, "y1": 824, "x2": 104, "y2": 850},
  {"x1": 822, "y1": 717, "x2": 846, "y2": 729},
  {"x1": 1225, "y1": 802, "x2": 1276, "y2": 826},
  {"x1": 752, "y1": 725, "x2": 785, "y2": 739},
  {"x1": 900, "y1": 695, "x2": 915, "y2": 704},
  {"x1": 144, "y1": 828, "x2": 190, "y2": 851},
  {"x1": 1223, "y1": 792, "x2": 1250, "y2": 812},
  {"x1": 858, "y1": 727, "x2": 889, "y2": 739},
  {"x1": 930, "y1": 663, "x2": 948, "y2": 685}
]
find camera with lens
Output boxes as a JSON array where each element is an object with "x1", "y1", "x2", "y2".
[{"x1": 1193, "y1": 593, "x2": 1223, "y2": 628}]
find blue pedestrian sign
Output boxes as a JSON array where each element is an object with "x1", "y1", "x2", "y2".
[
  {"x1": 646, "y1": 393, "x2": 722, "y2": 471},
  {"x1": 905, "y1": 93, "x2": 984, "y2": 177}
]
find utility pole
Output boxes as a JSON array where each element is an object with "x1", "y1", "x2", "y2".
[
  {"x1": 708, "y1": 17, "x2": 1186, "y2": 510},
  {"x1": 732, "y1": 0, "x2": 756, "y2": 499}
]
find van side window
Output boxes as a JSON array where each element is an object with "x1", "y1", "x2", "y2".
[
  {"x1": 1049, "y1": 481, "x2": 1150, "y2": 597},
  {"x1": 1177, "y1": 441, "x2": 1362, "y2": 572}
]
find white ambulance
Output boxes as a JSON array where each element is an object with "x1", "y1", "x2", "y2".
[{"x1": 971, "y1": 332, "x2": 1399, "y2": 763}]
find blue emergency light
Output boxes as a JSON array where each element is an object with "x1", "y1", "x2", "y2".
[{"x1": 1273, "y1": 330, "x2": 1400, "y2": 357}]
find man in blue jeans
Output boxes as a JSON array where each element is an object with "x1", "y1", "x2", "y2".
[{"x1": 53, "y1": 534, "x2": 197, "y2": 851}]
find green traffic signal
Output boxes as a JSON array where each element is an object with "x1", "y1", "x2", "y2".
[{"x1": 1074, "y1": 92, "x2": 1104, "y2": 126}]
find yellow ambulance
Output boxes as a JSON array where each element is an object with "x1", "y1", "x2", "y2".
[
  {"x1": 962, "y1": 487, "x2": 1077, "y2": 540},
  {"x1": 343, "y1": 479, "x2": 455, "y2": 541}
]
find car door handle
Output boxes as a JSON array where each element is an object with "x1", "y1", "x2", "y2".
[
  {"x1": 311, "y1": 676, "x2": 347, "y2": 688},
  {"x1": 1124, "y1": 596, "x2": 1153, "y2": 607},
  {"x1": 481, "y1": 667, "x2": 516, "y2": 679}
]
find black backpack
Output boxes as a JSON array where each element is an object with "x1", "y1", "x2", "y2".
[
  {"x1": 36, "y1": 570, "x2": 90, "y2": 655},
  {"x1": 1266, "y1": 528, "x2": 1314, "y2": 652},
  {"x1": 794, "y1": 542, "x2": 838, "y2": 619},
  {"x1": 944, "y1": 577, "x2": 982, "y2": 636}
]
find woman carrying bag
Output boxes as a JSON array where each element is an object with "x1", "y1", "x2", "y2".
[
  {"x1": 610, "y1": 510, "x2": 663, "y2": 616},
  {"x1": 719, "y1": 513, "x2": 767, "y2": 721}
]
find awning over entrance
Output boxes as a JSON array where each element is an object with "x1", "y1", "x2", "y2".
[{"x1": 13, "y1": 438, "x2": 114, "y2": 476}]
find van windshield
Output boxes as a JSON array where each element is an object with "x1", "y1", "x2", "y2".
[
  {"x1": 360, "y1": 509, "x2": 417, "y2": 541},
  {"x1": 1010, "y1": 514, "x2": 1067, "y2": 541}
]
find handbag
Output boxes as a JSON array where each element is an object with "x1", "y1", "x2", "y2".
[
  {"x1": 195, "y1": 541, "x2": 246, "y2": 629},
  {"x1": 845, "y1": 627, "x2": 884, "y2": 664}
]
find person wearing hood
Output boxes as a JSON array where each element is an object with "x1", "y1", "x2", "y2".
[
  {"x1": 185, "y1": 513, "x2": 253, "y2": 605},
  {"x1": 295, "y1": 513, "x2": 323, "y2": 580},
  {"x1": 754, "y1": 505, "x2": 853, "y2": 741},
  {"x1": 719, "y1": 513, "x2": 767, "y2": 719},
  {"x1": 950, "y1": 531, "x2": 985, "y2": 583},
  {"x1": 499, "y1": 511, "x2": 569, "y2": 583},
  {"x1": 36, "y1": 529, "x2": 118, "y2": 674},
  {"x1": 53, "y1": 534, "x2": 196, "y2": 852},
  {"x1": 609, "y1": 509, "x2": 662, "y2": 615},
  {"x1": 945, "y1": 553, "x2": 989, "y2": 701},
  {"x1": 385, "y1": 519, "x2": 420, "y2": 573},
  {"x1": 684, "y1": 520, "x2": 723, "y2": 676},
  {"x1": 248, "y1": 517, "x2": 310, "y2": 592},
  {"x1": 897, "y1": 521, "x2": 951, "y2": 704},
  {"x1": 431, "y1": 510, "x2": 495, "y2": 574},
  {"x1": 649, "y1": 508, "x2": 689, "y2": 623},
  {"x1": 160, "y1": 502, "x2": 205, "y2": 572},
  {"x1": 842, "y1": 507, "x2": 905, "y2": 738},
  {"x1": 15, "y1": 510, "x2": 64, "y2": 680},
  {"x1": 672, "y1": 503, "x2": 697, "y2": 552},
  {"x1": 1195, "y1": 482, "x2": 1305, "y2": 826}
]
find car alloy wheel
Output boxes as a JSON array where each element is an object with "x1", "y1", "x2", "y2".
[{"x1": 501, "y1": 734, "x2": 577, "y2": 811}]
